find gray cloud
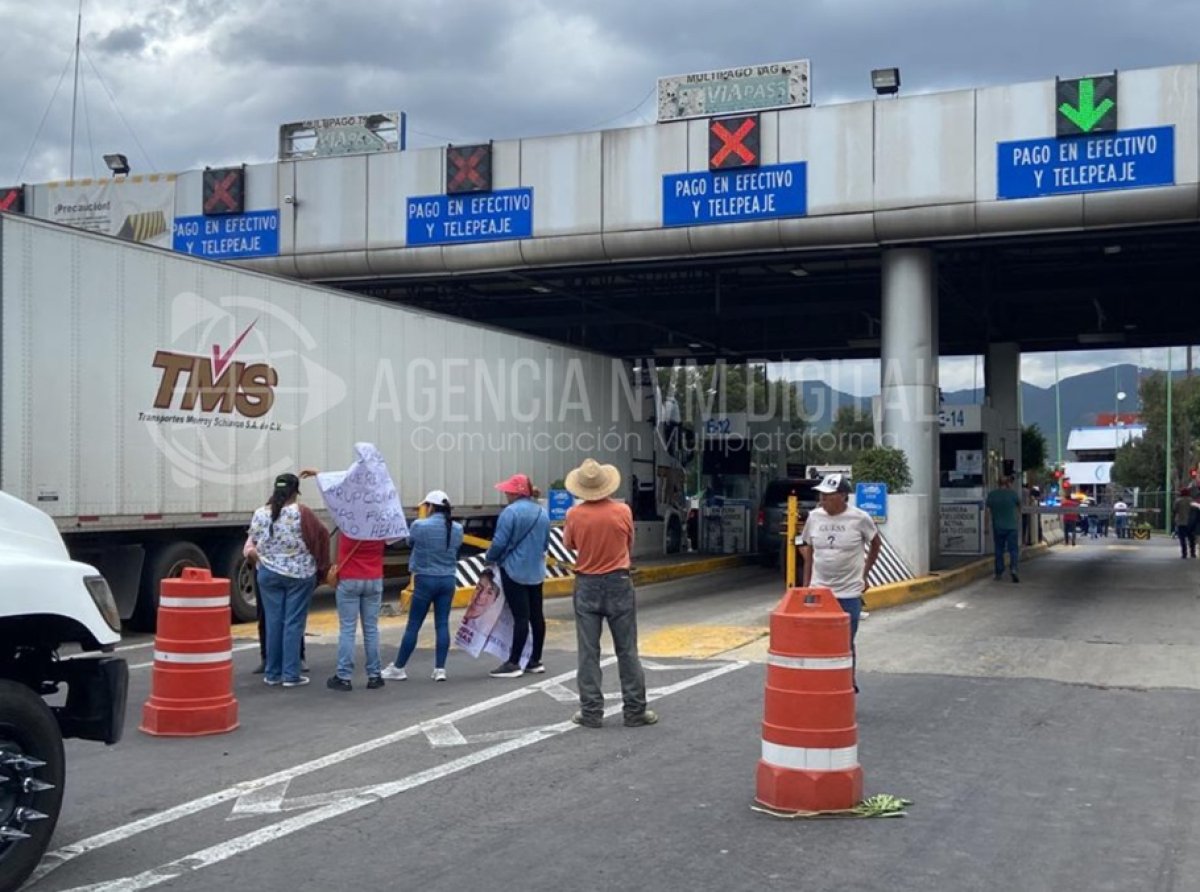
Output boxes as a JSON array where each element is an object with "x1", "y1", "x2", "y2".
[{"x1": 93, "y1": 24, "x2": 151, "y2": 57}]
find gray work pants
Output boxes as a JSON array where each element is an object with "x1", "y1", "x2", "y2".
[{"x1": 573, "y1": 571, "x2": 648, "y2": 720}]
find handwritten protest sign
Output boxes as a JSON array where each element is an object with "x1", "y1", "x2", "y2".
[
  {"x1": 455, "y1": 569, "x2": 532, "y2": 667},
  {"x1": 313, "y1": 443, "x2": 409, "y2": 540}
]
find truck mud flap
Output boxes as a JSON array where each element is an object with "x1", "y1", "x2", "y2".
[{"x1": 50, "y1": 657, "x2": 130, "y2": 745}]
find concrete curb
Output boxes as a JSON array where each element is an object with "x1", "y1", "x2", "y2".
[
  {"x1": 449, "y1": 554, "x2": 755, "y2": 608},
  {"x1": 865, "y1": 542, "x2": 1054, "y2": 611}
]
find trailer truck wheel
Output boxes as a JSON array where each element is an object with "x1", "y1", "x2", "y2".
[
  {"x1": 210, "y1": 537, "x2": 257, "y2": 624},
  {"x1": 0, "y1": 680, "x2": 65, "y2": 892},
  {"x1": 129, "y1": 541, "x2": 210, "y2": 632}
]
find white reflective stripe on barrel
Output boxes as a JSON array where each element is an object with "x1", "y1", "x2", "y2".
[
  {"x1": 761, "y1": 740, "x2": 858, "y2": 771},
  {"x1": 153, "y1": 650, "x2": 233, "y2": 664},
  {"x1": 767, "y1": 654, "x2": 854, "y2": 671},
  {"x1": 159, "y1": 596, "x2": 231, "y2": 609}
]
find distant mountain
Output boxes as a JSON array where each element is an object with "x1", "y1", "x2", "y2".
[
  {"x1": 942, "y1": 363, "x2": 1150, "y2": 458},
  {"x1": 793, "y1": 363, "x2": 1168, "y2": 453}
]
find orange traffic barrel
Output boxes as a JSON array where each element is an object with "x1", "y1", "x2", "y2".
[
  {"x1": 140, "y1": 567, "x2": 239, "y2": 737},
  {"x1": 755, "y1": 586, "x2": 862, "y2": 813}
]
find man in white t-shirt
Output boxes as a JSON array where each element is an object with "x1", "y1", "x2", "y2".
[
  {"x1": 799, "y1": 473, "x2": 881, "y2": 692},
  {"x1": 1113, "y1": 499, "x2": 1129, "y2": 539}
]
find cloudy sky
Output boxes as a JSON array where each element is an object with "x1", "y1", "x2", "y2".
[{"x1": 3, "y1": 0, "x2": 1197, "y2": 389}]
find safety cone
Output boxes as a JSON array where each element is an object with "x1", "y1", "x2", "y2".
[
  {"x1": 755, "y1": 586, "x2": 862, "y2": 813},
  {"x1": 140, "y1": 567, "x2": 239, "y2": 737}
]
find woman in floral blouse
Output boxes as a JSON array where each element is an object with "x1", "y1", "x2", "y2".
[{"x1": 247, "y1": 473, "x2": 329, "y2": 687}]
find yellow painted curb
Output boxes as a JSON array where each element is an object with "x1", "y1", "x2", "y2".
[
  {"x1": 640, "y1": 624, "x2": 769, "y2": 659},
  {"x1": 448, "y1": 555, "x2": 754, "y2": 607},
  {"x1": 865, "y1": 542, "x2": 1053, "y2": 612}
]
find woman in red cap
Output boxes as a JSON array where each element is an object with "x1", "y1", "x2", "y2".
[{"x1": 485, "y1": 473, "x2": 550, "y2": 677}]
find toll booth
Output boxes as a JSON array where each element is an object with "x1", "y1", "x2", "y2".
[
  {"x1": 697, "y1": 413, "x2": 754, "y2": 554},
  {"x1": 938, "y1": 403, "x2": 1004, "y2": 556}
]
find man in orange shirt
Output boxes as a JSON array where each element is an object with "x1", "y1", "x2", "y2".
[{"x1": 563, "y1": 458, "x2": 657, "y2": 729}]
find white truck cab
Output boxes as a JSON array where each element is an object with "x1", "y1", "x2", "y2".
[{"x1": 0, "y1": 490, "x2": 128, "y2": 891}]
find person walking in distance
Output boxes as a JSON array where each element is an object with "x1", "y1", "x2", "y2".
[
  {"x1": 382, "y1": 491, "x2": 464, "y2": 682},
  {"x1": 1061, "y1": 495, "x2": 1080, "y2": 546},
  {"x1": 799, "y1": 474, "x2": 880, "y2": 694},
  {"x1": 1173, "y1": 488, "x2": 1195, "y2": 559},
  {"x1": 563, "y1": 459, "x2": 656, "y2": 728},
  {"x1": 987, "y1": 475, "x2": 1022, "y2": 583},
  {"x1": 1113, "y1": 497, "x2": 1129, "y2": 540},
  {"x1": 485, "y1": 473, "x2": 551, "y2": 677}
]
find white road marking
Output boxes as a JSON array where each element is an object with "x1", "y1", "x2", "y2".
[
  {"x1": 56, "y1": 661, "x2": 746, "y2": 892},
  {"x1": 29, "y1": 658, "x2": 615, "y2": 886}
]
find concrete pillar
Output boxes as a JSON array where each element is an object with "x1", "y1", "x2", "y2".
[
  {"x1": 985, "y1": 342, "x2": 1022, "y2": 480},
  {"x1": 880, "y1": 248, "x2": 939, "y2": 560}
]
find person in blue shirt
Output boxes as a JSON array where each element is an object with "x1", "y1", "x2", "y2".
[
  {"x1": 381, "y1": 490, "x2": 464, "y2": 682},
  {"x1": 485, "y1": 473, "x2": 551, "y2": 678}
]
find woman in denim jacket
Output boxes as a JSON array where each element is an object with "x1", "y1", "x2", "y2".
[{"x1": 382, "y1": 491, "x2": 464, "y2": 681}]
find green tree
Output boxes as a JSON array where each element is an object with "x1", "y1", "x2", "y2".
[
  {"x1": 1021, "y1": 423, "x2": 1048, "y2": 480},
  {"x1": 853, "y1": 446, "x2": 913, "y2": 493},
  {"x1": 1111, "y1": 372, "x2": 1200, "y2": 491}
]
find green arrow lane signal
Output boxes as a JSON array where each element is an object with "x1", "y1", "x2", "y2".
[
  {"x1": 1059, "y1": 79, "x2": 1114, "y2": 132},
  {"x1": 1056, "y1": 74, "x2": 1118, "y2": 137}
]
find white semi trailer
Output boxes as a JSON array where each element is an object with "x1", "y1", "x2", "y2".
[{"x1": 1, "y1": 214, "x2": 686, "y2": 629}]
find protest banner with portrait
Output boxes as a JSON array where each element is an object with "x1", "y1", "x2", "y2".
[{"x1": 455, "y1": 568, "x2": 532, "y2": 667}]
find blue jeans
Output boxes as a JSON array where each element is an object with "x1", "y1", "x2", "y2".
[
  {"x1": 335, "y1": 578, "x2": 383, "y2": 680},
  {"x1": 393, "y1": 575, "x2": 455, "y2": 669},
  {"x1": 993, "y1": 528, "x2": 1019, "y2": 576},
  {"x1": 837, "y1": 597, "x2": 862, "y2": 690},
  {"x1": 257, "y1": 567, "x2": 315, "y2": 683}
]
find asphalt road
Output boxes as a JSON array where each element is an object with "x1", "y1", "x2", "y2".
[{"x1": 29, "y1": 537, "x2": 1200, "y2": 892}]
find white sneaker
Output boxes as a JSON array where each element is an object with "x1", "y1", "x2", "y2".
[
  {"x1": 380, "y1": 665, "x2": 408, "y2": 681},
  {"x1": 431, "y1": 668, "x2": 447, "y2": 682}
]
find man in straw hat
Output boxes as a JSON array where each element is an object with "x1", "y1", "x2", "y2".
[{"x1": 563, "y1": 458, "x2": 657, "y2": 729}]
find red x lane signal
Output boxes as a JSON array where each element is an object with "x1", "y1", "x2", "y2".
[
  {"x1": 0, "y1": 186, "x2": 23, "y2": 214},
  {"x1": 447, "y1": 144, "x2": 492, "y2": 194},
  {"x1": 708, "y1": 114, "x2": 760, "y2": 170},
  {"x1": 203, "y1": 167, "x2": 245, "y2": 216}
]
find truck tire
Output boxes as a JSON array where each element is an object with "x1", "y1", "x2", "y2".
[
  {"x1": 210, "y1": 537, "x2": 257, "y2": 624},
  {"x1": 0, "y1": 680, "x2": 65, "y2": 892},
  {"x1": 129, "y1": 541, "x2": 210, "y2": 632}
]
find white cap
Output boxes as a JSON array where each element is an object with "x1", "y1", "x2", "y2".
[
  {"x1": 422, "y1": 489, "x2": 451, "y2": 508},
  {"x1": 814, "y1": 473, "x2": 851, "y2": 494}
]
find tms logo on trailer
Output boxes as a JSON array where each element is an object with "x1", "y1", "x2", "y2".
[{"x1": 142, "y1": 293, "x2": 346, "y2": 487}]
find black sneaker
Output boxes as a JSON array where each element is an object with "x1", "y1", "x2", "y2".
[
  {"x1": 1011, "y1": 573, "x2": 1020, "y2": 583},
  {"x1": 572, "y1": 711, "x2": 602, "y2": 728},
  {"x1": 993, "y1": 573, "x2": 1002, "y2": 581},
  {"x1": 489, "y1": 662, "x2": 524, "y2": 678},
  {"x1": 524, "y1": 661, "x2": 546, "y2": 674},
  {"x1": 326, "y1": 676, "x2": 352, "y2": 692},
  {"x1": 366, "y1": 676, "x2": 385, "y2": 690}
]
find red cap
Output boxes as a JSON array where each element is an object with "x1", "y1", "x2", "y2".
[{"x1": 494, "y1": 473, "x2": 532, "y2": 496}]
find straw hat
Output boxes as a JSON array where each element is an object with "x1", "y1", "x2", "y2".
[{"x1": 565, "y1": 458, "x2": 621, "y2": 502}]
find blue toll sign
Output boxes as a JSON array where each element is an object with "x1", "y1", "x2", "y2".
[
  {"x1": 547, "y1": 489, "x2": 574, "y2": 522},
  {"x1": 407, "y1": 188, "x2": 533, "y2": 246},
  {"x1": 855, "y1": 482, "x2": 888, "y2": 522},
  {"x1": 662, "y1": 162, "x2": 807, "y2": 227},
  {"x1": 173, "y1": 209, "x2": 280, "y2": 259},
  {"x1": 997, "y1": 126, "x2": 1174, "y2": 200}
]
